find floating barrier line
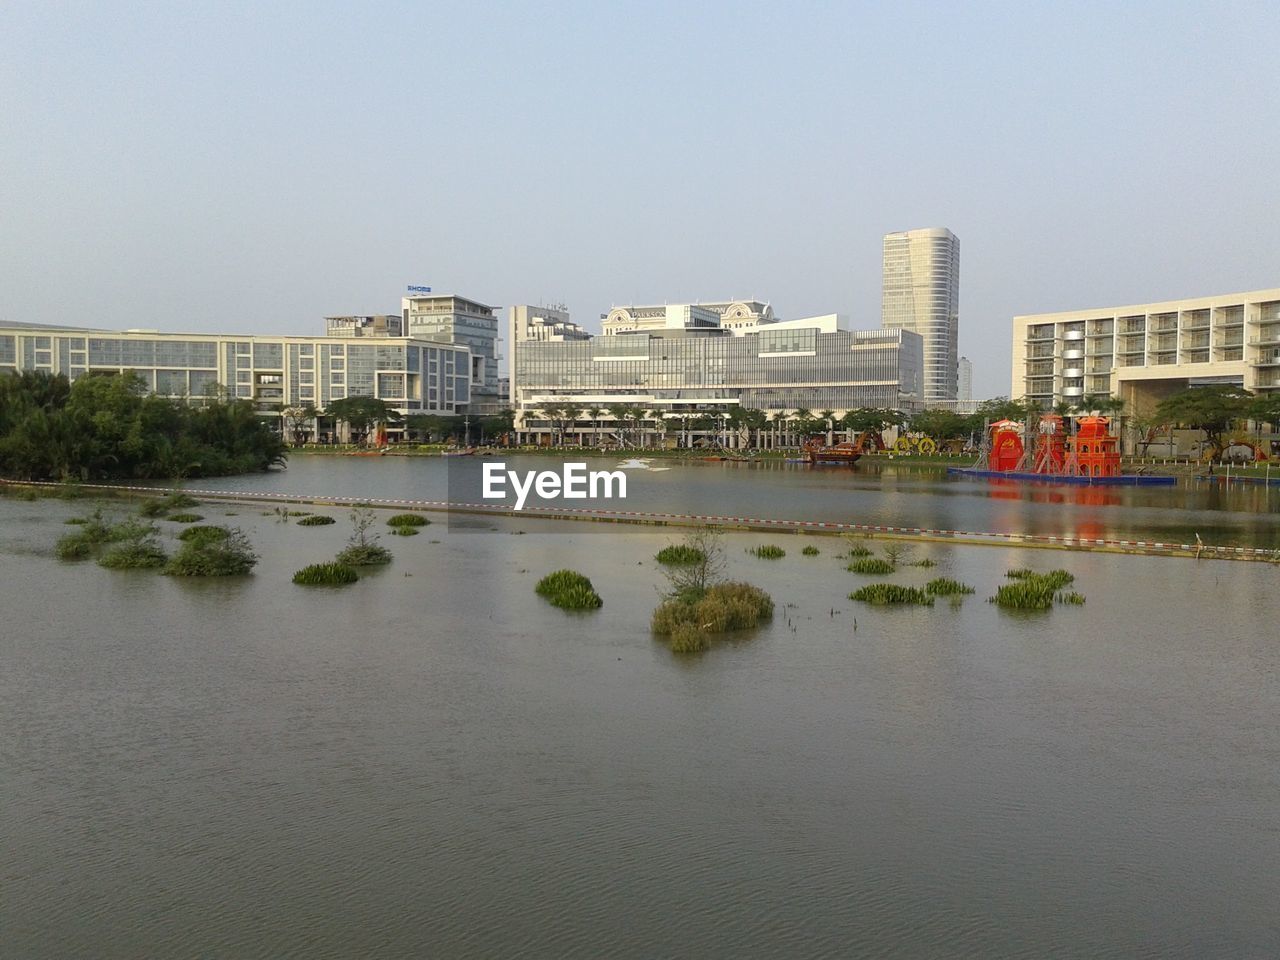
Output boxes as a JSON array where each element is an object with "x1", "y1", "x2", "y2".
[{"x1": 4, "y1": 478, "x2": 1278, "y2": 563}]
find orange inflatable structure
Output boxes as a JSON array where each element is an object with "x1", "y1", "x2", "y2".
[{"x1": 1032, "y1": 414, "x2": 1066, "y2": 474}]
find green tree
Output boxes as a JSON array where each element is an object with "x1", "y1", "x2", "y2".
[
  {"x1": 325, "y1": 396, "x2": 400, "y2": 445},
  {"x1": 1154, "y1": 384, "x2": 1252, "y2": 462}
]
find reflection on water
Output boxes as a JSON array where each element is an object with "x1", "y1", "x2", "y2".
[
  {"x1": 188, "y1": 454, "x2": 1280, "y2": 549},
  {"x1": 2, "y1": 497, "x2": 1279, "y2": 958}
]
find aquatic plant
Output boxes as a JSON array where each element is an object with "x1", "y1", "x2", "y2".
[
  {"x1": 801, "y1": 545, "x2": 820, "y2": 556},
  {"x1": 178, "y1": 525, "x2": 231, "y2": 546},
  {"x1": 391, "y1": 526, "x2": 419, "y2": 536},
  {"x1": 293, "y1": 562, "x2": 359, "y2": 585},
  {"x1": 925, "y1": 577, "x2": 975, "y2": 596},
  {"x1": 849, "y1": 584, "x2": 933, "y2": 605},
  {"x1": 844, "y1": 544, "x2": 872, "y2": 558},
  {"x1": 386, "y1": 513, "x2": 431, "y2": 527},
  {"x1": 98, "y1": 538, "x2": 168, "y2": 569},
  {"x1": 56, "y1": 532, "x2": 94, "y2": 560},
  {"x1": 139, "y1": 491, "x2": 200, "y2": 518},
  {"x1": 64, "y1": 517, "x2": 88, "y2": 525},
  {"x1": 668, "y1": 622, "x2": 710, "y2": 654},
  {"x1": 535, "y1": 570, "x2": 603, "y2": 610},
  {"x1": 990, "y1": 570, "x2": 1079, "y2": 610},
  {"x1": 166, "y1": 513, "x2": 203, "y2": 524},
  {"x1": 847, "y1": 557, "x2": 894, "y2": 575},
  {"x1": 1057, "y1": 591, "x2": 1087, "y2": 605},
  {"x1": 164, "y1": 529, "x2": 257, "y2": 577},
  {"x1": 881, "y1": 543, "x2": 910, "y2": 567},
  {"x1": 910, "y1": 558, "x2": 937, "y2": 568},
  {"x1": 749, "y1": 544, "x2": 786, "y2": 559},
  {"x1": 651, "y1": 582, "x2": 773, "y2": 637},
  {"x1": 1005, "y1": 568, "x2": 1074, "y2": 590},
  {"x1": 337, "y1": 505, "x2": 392, "y2": 566},
  {"x1": 655, "y1": 543, "x2": 707, "y2": 565},
  {"x1": 297, "y1": 514, "x2": 336, "y2": 526}
]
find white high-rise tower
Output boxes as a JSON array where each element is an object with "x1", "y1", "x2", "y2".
[{"x1": 881, "y1": 227, "x2": 960, "y2": 403}]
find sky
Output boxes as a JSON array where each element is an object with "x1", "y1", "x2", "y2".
[{"x1": 2, "y1": 0, "x2": 1278, "y2": 397}]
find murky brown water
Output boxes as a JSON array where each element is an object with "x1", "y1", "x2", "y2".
[{"x1": 2, "y1": 491, "x2": 1278, "y2": 958}]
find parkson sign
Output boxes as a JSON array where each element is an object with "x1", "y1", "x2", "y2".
[{"x1": 482, "y1": 462, "x2": 627, "y2": 511}]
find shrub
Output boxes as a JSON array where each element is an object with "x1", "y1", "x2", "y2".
[
  {"x1": 391, "y1": 526, "x2": 419, "y2": 536},
  {"x1": 535, "y1": 569, "x2": 603, "y2": 610},
  {"x1": 850, "y1": 584, "x2": 933, "y2": 605},
  {"x1": 165, "y1": 492, "x2": 199, "y2": 509},
  {"x1": 655, "y1": 543, "x2": 706, "y2": 565},
  {"x1": 138, "y1": 498, "x2": 169, "y2": 517},
  {"x1": 293, "y1": 562, "x2": 359, "y2": 585},
  {"x1": 750, "y1": 544, "x2": 786, "y2": 559},
  {"x1": 801, "y1": 545, "x2": 820, "y2": 556},
  {"x1": 178, "y1": 524, "x2": 231, "y2": 546},
  {"x1": 98, "y1": 539, "x2": 168, "y2": 570},
  {"x1": 387, "y1": 513, "x2": 430, "y2": 527},
  {"x1": 166, "y1": 513, "x2": 203, "y2": 523},
  {"x1": 336, "y1": 544, "x2": 394, "y2": 566},
  {"x1": 847, "y1": 557, "x2": 893, "y2": 575},
  {"x1": 164, "y1": 529, "x2": 257, "y2": 577},
  {"x1": 297, "y1": 514, "x2": 336, "y2": 526},
  {"x1": 57, "y1": 484, "x2": 84, "y2": 500},
  {"x1": 925, "y1": 577, "x2": 975, "y2": 596}
]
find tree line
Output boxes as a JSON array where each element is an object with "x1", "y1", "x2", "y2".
[{"x1": 0, "y1": 371, "x2": 286, "y2": 482}]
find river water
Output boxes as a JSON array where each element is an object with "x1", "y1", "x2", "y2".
[
  {"x1": 2, "y1": 470, "x2": 1278, "y2": 957},
  {"x1": 195, "y1": 453, "x2": 1280, "y2": 548}
]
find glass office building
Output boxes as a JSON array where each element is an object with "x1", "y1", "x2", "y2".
[
  {"x1": 511, "y1": 325, "x2": 923, "y2": 440},
  {"x1": 0, "y1": 321, "x2": 471, "y2": 416},
  {"x1": 882, "y1": 227, "x2": 960, "y2": 403}
]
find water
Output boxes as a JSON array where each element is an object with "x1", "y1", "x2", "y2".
[
  {"x1": 187, "y1": 453, "x2": 1280, "y2": 549},
  {"x1": 2, "y1": 490, "x2": 1279, "y2": 958}
]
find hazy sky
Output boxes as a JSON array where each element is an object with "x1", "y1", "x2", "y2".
[{"x1": 3, "y1": 1, "x2": 1277, "y2": 396}]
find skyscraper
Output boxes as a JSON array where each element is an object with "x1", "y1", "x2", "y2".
[
  {"x1": 881, "y1": 227, "x2": 960, "y2": 402},
  {"x1": 957, "y1": 356, "x2": 973, "y2": 402}
]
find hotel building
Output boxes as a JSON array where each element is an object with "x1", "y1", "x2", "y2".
[{"x1": 1011, "y1": 288, "x2": 1280, "y2": 412}]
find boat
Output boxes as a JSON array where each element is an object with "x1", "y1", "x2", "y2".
[{"x1": 800, "y1": 438, "x2": 863, "y2": 465}]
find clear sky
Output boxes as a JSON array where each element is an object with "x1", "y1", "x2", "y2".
[{"x1": 2, "y1": 0, "x2": 1277, "y2": 396}]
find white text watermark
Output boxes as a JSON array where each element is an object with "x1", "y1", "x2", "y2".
[{"x1": 481, "y1": 462, "x2": 627, "y2": 511}]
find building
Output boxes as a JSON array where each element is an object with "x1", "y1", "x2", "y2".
[
  {"x1": 882, "y1": 227, "x2": 960, "y2": 402},
  {"x1": 0, "y1": 321, "x2": 472, "y2": 426},
  {"x1": 323, "y1": 314, "x2": 404, "y2": 338},
  {"x1": 510, "y1": 304, "x2": 591, "y2": 342},
  {"x1": 601, "y1": 304, "x2": 721, "y2": 336},
  {"x1": 401, "y1": 292, "x2": 500, "y2": 395},
  {"x1": 957, "y1": 356, "x2": 973, "y2": 402},
  {"x1": 1011, "y1": 288, "x2": 1280, "y2": 413},
  {"x1": 510, "y1": 321, "x2": 923, "y2": 442}
]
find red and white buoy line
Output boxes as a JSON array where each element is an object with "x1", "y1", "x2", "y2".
[{"x1": 5, "y1": 478, "x2": 1278, "y2": 562}]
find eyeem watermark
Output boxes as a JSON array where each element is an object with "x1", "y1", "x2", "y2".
[{"x1": 482, "y1": 462, "x2": 627, "y2": 511}]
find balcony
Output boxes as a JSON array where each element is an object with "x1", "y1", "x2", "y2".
[
  {"x1": 1062, "y1": 386, "x2": 1083, "y2": 397},
  {"x1": 1063, "y1": 329, "x2": 1084, "y2": 341},
  {"x1": 1063, "y1": 367, "x2": 1083, "y2": 378},
  {"x1": 1062, "y1": 348, "x2": 1084, "y2": 360}
]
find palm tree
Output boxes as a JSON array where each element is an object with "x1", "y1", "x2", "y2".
[
  {"x1": 819, "y1": 409, "x2": 835, "y2": 443},
  {"x1": 587, "y1": 406, "x2": 604, "y2": 446}
]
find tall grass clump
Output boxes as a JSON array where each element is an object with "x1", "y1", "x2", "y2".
[
  {"x1": 164, "y1": 528, "x2": 257, "y2": 577},
  {"x1": 844, "y1": 544, "x2": 872, "y2": 558},
  {"x1": 847, "y1": 557, "x2": 893, "y2": 575},
  {"x1": 990, "y1": 571, "x2": 1079, "y2": 610},
  {"x1": 166, "y1": 513, "x2": 202, "y2": 523},
  {"x1": 387, "y1": 513, "x2": 430, "y2": 528},
  {"x1": 749, "y1": 544, "x2": 786, "y2": 559},
  {"x1": 138, "y1": 491, "x2": 199, "y2": 517},
  {"x1": 335, "y1": 505, "x2": 393, "y2": 566},
  {"x1": 534, "y1": 570, "x2": 603, "y2": 610},
  {"x1": 391, "y1": 526, "x2": 419, "y2": 536},
  {"x1": 56, "y1": 510, "x2": 155, "y2": 560},
  {"x1": 655, "y1": 543, "x2": 706, "y2": 566},
  {"x1": 297, "y1": 514, "x2": 335, "y2": 526},
  {"x1": 925, "y1": 577, "x2": 975, "y2": 596},
  {"x1": 849, "y1": 584, "x2": 933, "y2": 606},
  {"x1": 801, "y1": 545, "x2": 820, "y2": 556},
  {"x1": 293, "y1": 562, "x2": 359, "y2": 586},
  {"x1": 651, "y1": 582, "x2": 774, "y2": 636}
]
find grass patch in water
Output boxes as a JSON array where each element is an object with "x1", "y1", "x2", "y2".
[
  {"x1": 534, "y1": 569, "x2": 603, "y2": 610},
  {"x1": 655, "y1": 544, "x2": 706, "y2": 565},
  {"x1": 925, "y1": 577, "x2": 975, "y2": 596},
  {"x1": 386, "y1": 513, "x2": 430, "y2": 527},
  {"x1": 847, "y1": 557, "x2": 893, "y2": 575},
  {"x1": 850, "y1": 583, "x2": 933, "y2": 605},
  {"x1": 293, "y1": 562, "x2": 359, "y2": 585},
  {"x1": 749, "y1": 544, "x2": 786, "y2": 559},
  {"x1": 801, "y1": 545, "x2": 820, "y2": 556},
  {"x1": 297, "y1": 514, "x2": 336, "y2": 526}
]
